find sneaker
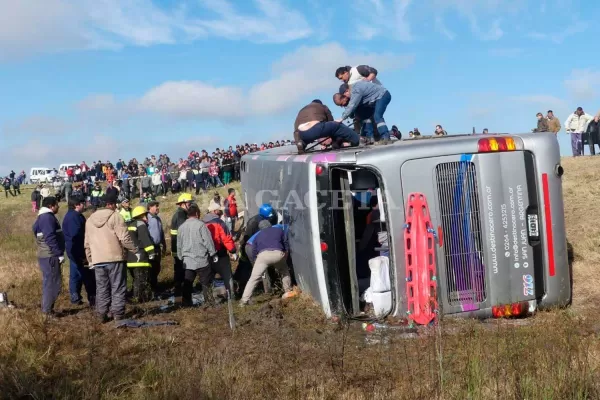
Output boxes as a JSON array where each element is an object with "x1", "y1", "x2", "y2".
[
  {"x1": 239, "y1": 299, "x2": 254, "y2": 307},
  {"x1": 282, "y1": 291, "x2": 299, "y2": 300}
]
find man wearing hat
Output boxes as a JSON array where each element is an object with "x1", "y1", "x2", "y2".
[
  {"x1": 147, "y1": 200, "x2": 166, "y2": 296},
  {"x1": 126, "y1": 205, "x2": 155, "y2": 302},
  {"x1": 85, "y1": 190, "x2": 139, "y2": 322},
  {"x1": 119, "y1": 197, "x2": 132, "y2": 222},
  {"x1": 240, "y1": 219, "x2": 294, "y2": 305},
  {"x1": 170, "y1": 193, "x2": 195, "y2": 299},
  {"x1": 203, "y1": 202, "x2": 237, "y2": 298},
  {"x1": 565, "y1": 107, "x2": 594, "y2": 156}
]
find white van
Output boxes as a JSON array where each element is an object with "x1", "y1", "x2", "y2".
[
  {"x1": 29, "y1": 167, "x2": 53, "y2": 184},
  {"x1": 58, "y1": 163, "x2": 78, "y2": 178}
]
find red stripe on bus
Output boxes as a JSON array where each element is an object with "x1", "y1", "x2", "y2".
[{"x1": 542, "y1": 173, "x2": 555, "y2": 277}]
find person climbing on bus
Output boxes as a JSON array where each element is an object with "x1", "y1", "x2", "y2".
[
  {"x1": 293, "y1": 99, "x2": 360, "y2": 154},
  {"x1": 334, "y1": 81, "x2": 392, "y2": 145},
  {"x1": 335, "y1": 65, "x2": 381, "y2": 86}
]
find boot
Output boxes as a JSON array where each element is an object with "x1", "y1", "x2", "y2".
[{"x1": 294, "y1": 130, "x2": 305, "y2": 154}]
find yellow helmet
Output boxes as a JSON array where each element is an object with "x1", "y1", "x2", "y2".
[
  {"x1": 176, "y1": 193, "x2": 194, "y2": 204},
  {"x1": 131, "y1": 206, "x2": 147, "y2": 219}
]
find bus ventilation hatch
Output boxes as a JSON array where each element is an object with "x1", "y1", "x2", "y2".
[
  {"x1": 404, "y1": 193, "x2": 439, "y2": 325},
  {"x1": 435, "y1": 161, "x2": 487, "y2": 311}
]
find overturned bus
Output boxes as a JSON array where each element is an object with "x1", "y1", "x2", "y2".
[{"x1": 240, "y1": 133, "x2": 571, "y2": 324}]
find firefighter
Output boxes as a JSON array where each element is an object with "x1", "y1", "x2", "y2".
[
  {"x1": 170, "y1": 193, "x2": 194, "y2": 299},
  {"x1": 126, "y1": 206, "x2": 155, "y2": 302}
]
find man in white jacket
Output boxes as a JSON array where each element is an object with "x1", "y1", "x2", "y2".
[{"x1": 565, "y1": 107, "x2": 594, "y2": 156}]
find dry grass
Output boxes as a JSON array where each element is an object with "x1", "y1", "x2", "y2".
[{"x1": 1, "y1": 159, "x2": 600, "y2": 399}]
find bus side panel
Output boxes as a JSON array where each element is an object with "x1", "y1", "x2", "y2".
[
  {"x1": 518, "y1": 134, "x2": 571, "y2": 309},
  {"x1": 241, "y1": 158, "x2": 331, "y2": 315}
]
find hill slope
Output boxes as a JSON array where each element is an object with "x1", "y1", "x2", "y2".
[{"x1": 1, "y1": 159, "x2": 599, "y2": 399}]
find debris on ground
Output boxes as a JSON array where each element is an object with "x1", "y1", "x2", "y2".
[{"x1": 115, "y1": 319, "x2": 179, "y2": 329}]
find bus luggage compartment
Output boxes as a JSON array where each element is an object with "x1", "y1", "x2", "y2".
[{"x1": 400, "y1": 151, "x2": 543, "y2": 318}]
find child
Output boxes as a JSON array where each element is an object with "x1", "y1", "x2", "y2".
[
  {"x1": 31, "y1": 186, "x2": 41, "y2": 213},
  {"x1": 224, "y1": 188, "x2": 238, "y2": 236}
]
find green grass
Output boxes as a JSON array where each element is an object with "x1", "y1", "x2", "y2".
[{"x1": 1, "y1": 160, "x2": 600, "y2": 399}]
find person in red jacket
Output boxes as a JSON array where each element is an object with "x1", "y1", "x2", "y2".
[
  {"x1": 203, "y1": 204, "x2": 238, "y2": 299},
  {"x1": 224, "y1": 188, "x2": 238, "y2": 237}
]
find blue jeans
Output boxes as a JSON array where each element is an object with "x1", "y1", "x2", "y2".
[
  {"x1": 354, "y1": 104, "x2": 375, "y2": 139},
  {"x1": 69, "y1": 258, "x2": 97, "y2": 305},
  {"x1": 373, "y1": 90, "x2": 391, "y2": 140},
  {"x1": 300, "y1": 121, "x2": 360, "y2": 147}
]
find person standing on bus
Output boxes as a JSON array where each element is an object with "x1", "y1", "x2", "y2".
[
  {"x1": 564, "y1": 107, "x2": 594, "y2": 156},
  {"x1": 335, "y1": 65, "x2": 380, "y2": 86},
  {"x1": 334, "y1": 80, "x2": 392, "y2": 145},
  {"x1": 546, "y1": 110, "x2": 561, "y2": 134},
  {"x1": 293, "y1": 99, "x2": 360, "y2": 154}
]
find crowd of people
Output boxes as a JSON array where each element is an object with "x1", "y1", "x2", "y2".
[
  {"x1": 20, "y1": 61, "x2": 600, "y2": 322},
  {"x1": 32, "y1": 187, "x2": 293, "y2": 320}
]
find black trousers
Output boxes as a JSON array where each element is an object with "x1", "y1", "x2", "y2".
[
  {"x1": 173, "y1": 256, "x2": 185, "y2": 297},
  {"x1": 183, "y1": 268, "x2": 214, "y2": 306},
  {"x1": 149, "y1": 247, "x2": 162, "y2": 293}
]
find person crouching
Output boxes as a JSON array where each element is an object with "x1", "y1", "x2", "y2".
[
  {"x1": 240, "y1": 220, "x2": 294, "y2": 306},
  {"x1": 176, "y1": 203, "x2": 218, "y2": 307},
  {"x1": 126, "y1": 206, "x2": 155, "y2": 302}
]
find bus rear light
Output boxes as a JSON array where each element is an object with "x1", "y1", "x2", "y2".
[
  {"x1": 492, "y1": 301, "x2": 528, "y2": 318},
  {"x1": 477, "y1": 137, "x2": 516, "y2": 153},
  {"x1": 315, "y1": 165, "x2": 324, "y2": 175},
  {"x1": 542, "y1": 173, "x2": 556, "y2": 277},
  {"x1": 320, "y1": 241, "x2": 328, "y2": 252}
]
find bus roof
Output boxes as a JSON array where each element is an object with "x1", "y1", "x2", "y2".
[{"x1": 243, "y1": 133, "x2": 531, "y2": 164}]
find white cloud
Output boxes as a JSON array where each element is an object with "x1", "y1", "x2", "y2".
[
  {"x1": 0, "y1": 0, "x2": 312, "y2": 61},
  {"x1": 195, "y1": 0, "x2": 312, "y2": 44},
  {"x1": 527, "y1": 23, "x2": 588, "y2": 44},
  {"x1": 488, "y1": 48, "x2": 525, "y2": 57},
  {"x1": 70, "y1": 42, "x2": 414, "y2": 121},
  {"x1": 511, "y1": 95, "x2": 569, "y2": 110},
  {"x1": 138, "y1": 81, "x2": 246, "y2": 118},
  {"x1": 353, "y1": 0, "x2": 413, "y2": 42},
  {"x1": 434, "y1": 15, "x2": 456, "y2": 40},
  {"x1": 1, "y1": 115, "x2": 72, "y2": 137},
  {"x1": 564, "y1": 69, "x2": 600, "y2": 101}
]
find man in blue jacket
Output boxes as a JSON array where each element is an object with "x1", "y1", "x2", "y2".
[
  {"x1": 32, "y1": 196, "x2": 65, "y2": 316},
  {"x1": 63, "y1": 196, "x2": 96, "y2": 307},
  {"x1": 240, "y1": 219, "x2": 294, "y2": 305}
]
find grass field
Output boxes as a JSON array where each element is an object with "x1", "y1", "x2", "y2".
[{"x1": 1, "y1": 157, "x2": 600, "y2": 399}]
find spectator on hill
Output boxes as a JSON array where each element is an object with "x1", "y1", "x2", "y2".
[
  {"x1": 63, "y1": 196, "x2": 96, "y2": 307},
  {"x1": 586, "y1": 118, "x2": 600, "y2": 155},
  {"x1": 31, "y1": 185, "x2": 41, "y2": 213},
  {"x1": 565, "y1": 107, "x2": 594, "y2": 156},
  {"x1": 85, "y1": 191, "x2": 139, "y2": 322},
  {"x1": 32, "y1": 196, "x2": 65, "y2": 316}
]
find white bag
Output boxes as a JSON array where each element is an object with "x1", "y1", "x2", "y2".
[{"x1": 368, "y1": 256, "x2": 391, "y2": 293}]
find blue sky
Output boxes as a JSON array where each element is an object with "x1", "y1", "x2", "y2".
[{"x1": 1, "y1": 0, "x2": 599, "y2": 173}]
